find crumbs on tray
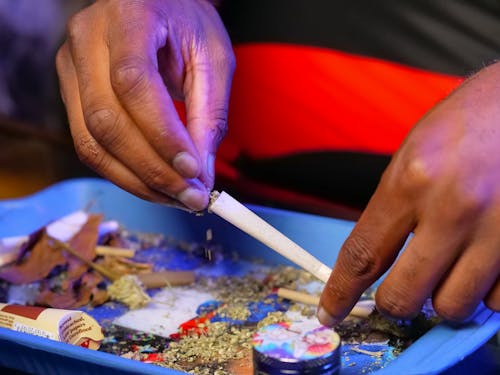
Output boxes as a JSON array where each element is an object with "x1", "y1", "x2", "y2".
[{"x1": 0, "y1": 211, "x2": 440, "y2": 375}]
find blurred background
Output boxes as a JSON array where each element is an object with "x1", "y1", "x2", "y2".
[
  {"x1": 0, "y1": 0, "x2": 93, "y2": 199},
  {"x1": 3, "y1": 1, "x2": 497, "y2": 221}
]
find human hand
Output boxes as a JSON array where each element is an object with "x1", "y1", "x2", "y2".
[
  {"x1": 318, "y1": 62, "x2": 500, "y2": 325},
  {"x1": 56, "y1": 0, "x2": 235, "y2": 211}
]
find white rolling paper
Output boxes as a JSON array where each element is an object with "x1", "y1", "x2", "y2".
[{"x1": 208, "y1": 191, "x2": 332, "y2": 283}]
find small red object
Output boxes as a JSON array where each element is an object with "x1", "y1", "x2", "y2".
[
  {"x1": 170, "y1": 309, "x2": 219, "y2": 340},
  {"x1": 142, "y1": 353, "x2": 163, "y2": 363},
  {"x1": 79, "y1": 339, "x2": 90, "y2": 348}
]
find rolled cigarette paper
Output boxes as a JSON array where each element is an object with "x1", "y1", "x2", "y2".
[
  {"x1": 137, "y1": 270, "x2": 196, "y2": 289},
  {"x1": 95, "y1": 245, "x2": 135, "y2": 258},
  {"x1": 208, "y1": 191, "x2": 332, "y2": 283},
  {"x1": 277, "y1": 288, "x2": 375, "y2": 319}
]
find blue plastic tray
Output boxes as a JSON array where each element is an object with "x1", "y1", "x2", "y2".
[{"x1": 0, "y1": 178, "x2": 498, "y2": 374}]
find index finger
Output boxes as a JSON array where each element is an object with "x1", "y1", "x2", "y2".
[{"x1": 318, "y1": 184, "x2": 415, "y2": 326}]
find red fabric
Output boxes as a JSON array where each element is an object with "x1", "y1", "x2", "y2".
[{"x1": 217, "y1": 43, "x2": 463, "y2": 164}]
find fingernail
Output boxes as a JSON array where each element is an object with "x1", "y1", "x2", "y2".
[
  {"x1": 177, "y1": 181, "x2": 208, "y2": 211},
  {"x1": 173, "y1": 152, "x2": 199, "y2": 178},
  {"x1": 206, "y1": 153, "x2": 215, "y2": 182},
  {"x1": 317, "y1": 306, "x2": 338, "y2": 327}
]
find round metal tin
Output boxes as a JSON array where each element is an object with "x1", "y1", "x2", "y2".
[{"x1": 252, "y1": 320, "x2": 341, "y2": 374}]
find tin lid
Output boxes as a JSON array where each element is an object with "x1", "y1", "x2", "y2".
[{"x1": 252, "y1": 320, "x2": 341, "y2": 373}]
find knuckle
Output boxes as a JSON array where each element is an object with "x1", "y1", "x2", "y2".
[
  {"x1": 397, "y1": 156, "x2": 434, "y2": 194},
  {"x1": 111, "y1": 0, "x2": 132, "y2": 16},
  {"x1": 451, "y1": 185, "x2": 485, "y2": 220},
  {"x1": 74, "y1": 136, "x2": 109, "y2": 172},
  {"x1": 140, "y1": 163, "x2": 175, "y2": 193},
  {"x1": 110, "y1": 0, "x2": 145, "y2": 22},
  {"x1": 111, "y1": 58, "x2": 149, "y2": 98},
  {"x1": 192, "y1": 41, "x2": 235, "y2": 84},
  {"x1": 187, "y1": 107, "x2": 229, "y2": 147},
  {"x1": 376, "y1": 286, "x2": 417, "y2": 319},
  {"x1": 84, "y1": 107, "x2": 123, "y2": 148},
  {"x1": 431, "y1": 184, "x2": 484, "y2": 227},
  {"x1": 66, "y1": 11, "x2": 88, "y2": 45},
  {"x1": 209, "y1": 108, "x2": 228, "y2": 145},
  {"x1": 339, "y1": 233, "x2": 378, "y2": 279}
]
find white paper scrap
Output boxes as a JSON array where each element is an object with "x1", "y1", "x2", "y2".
[{"x1": 113, "y1": 287, "x2": 215, "y2": 338}]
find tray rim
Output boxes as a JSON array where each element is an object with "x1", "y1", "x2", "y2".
[{"x1": 0, "y1": 177, "x2": 498, "y2": 375}]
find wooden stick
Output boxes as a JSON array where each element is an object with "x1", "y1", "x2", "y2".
[
  {"x1": 52, "y1": 238, "x2": 195, "y2": 289},
  {"x1": 277, "y1": 287, "x2": 320, "y2": 306},
  {"x1": 95, "y1": 246, "x2": 135, "y2": 258},
  {"x1": 208, "y1": 191, "x2": 332, "y2": 283},
  {"x1": 277, "y1": 287, "x2": 375, "y2": 319},
  {"x1": 137, "y1": 270, "x2": 195, "y2": 288},
  {"x1": 51, "y1": 238, "x2": 121, "y2": 281}
]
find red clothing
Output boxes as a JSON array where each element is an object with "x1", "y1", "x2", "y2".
[
  {"x1": 214, "y1": 1, "x2": 497, "y2": 212},
  {"x1": 221, "y1": 43, "x2": 462, "y2": 161}
]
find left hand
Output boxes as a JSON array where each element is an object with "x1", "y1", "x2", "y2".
[
  {"x1": 56, "y1": 0, "x2": 235, "y2": 211},
  {"x1": 318, "y1": 62, "x2": 500, "y2": 325}
]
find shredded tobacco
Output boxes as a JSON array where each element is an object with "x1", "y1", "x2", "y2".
[
  {"x1": 256, "y1": 311, "x2": 289, "y2": 330},
  {"x1": 0, "y1": 213, "x2": 438, "y2": 375},
  {"x1": 161, "y1": 322, "x2": 253, "y2": 373},
  {"x1": 107, "y1": 274, "x2": 151, "y2": 309}
]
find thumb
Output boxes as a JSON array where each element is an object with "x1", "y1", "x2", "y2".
[{"x1": 183, "y1": 30, "x2": 235, "y2": 190}]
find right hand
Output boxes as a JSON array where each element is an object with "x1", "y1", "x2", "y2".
[
  {"x1": 56, "y1": 0, "x2": 235, "y2": 211},
  {"x1": 318, "y1": 62, "x2": 500, "y2": 326}
]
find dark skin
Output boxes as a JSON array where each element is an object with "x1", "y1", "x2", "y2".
[
  {"x1": 57, "y1": 0, "x2": 500, "y2": 324},
  {"x1": 319, "y1": 65, "x2": 500, "y2": 324},
  {"x1": 56, "y1": 0, "x2": 234, "y2": 211}
]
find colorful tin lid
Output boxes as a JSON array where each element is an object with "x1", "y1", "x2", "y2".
[{"x1": 252, "y1": 320, "x2": 341, "y2": 374}]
